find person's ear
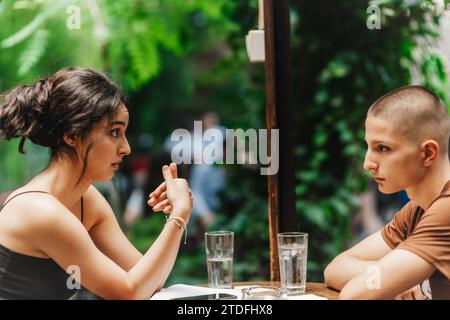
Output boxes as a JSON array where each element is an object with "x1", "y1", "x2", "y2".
[
  {"x1": 63, "y1": 132, "x2": 77, "y2": 148},
  {"x1": 421, "y1": 140, "x2": 439, "y2": 167}
]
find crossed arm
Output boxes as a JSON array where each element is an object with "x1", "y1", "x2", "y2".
[{"x1": 324, "y1": 231, "x2": 435, "y2": 299}]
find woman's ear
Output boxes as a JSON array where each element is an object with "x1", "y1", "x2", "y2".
[
  {"x1": 421, "y1": 140, "x2": 439, "y2": 167},
  {"x1": 63, "y1": 132, "x2": 77, "y2": 148}
]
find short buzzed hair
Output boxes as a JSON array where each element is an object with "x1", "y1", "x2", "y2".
[{"x1": 367, "y1": 85, "x2": 450, "y2": 155}]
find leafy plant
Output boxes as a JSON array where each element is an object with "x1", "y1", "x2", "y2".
[
  {"x1": 17, "y1": 28, "x2": 49, "y2": 76},
  {"x1": 290, "y1": 0, "x2": 450, "y2": 280}
]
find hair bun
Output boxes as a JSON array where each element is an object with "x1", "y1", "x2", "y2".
[
  {"x1": 1, "y1": 67, "x2": 125, "y2": 157},
  {"x1": 0, "y1": 77, "x2": 54, "y2": 152}
]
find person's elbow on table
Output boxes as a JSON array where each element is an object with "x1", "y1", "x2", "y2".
[
  {"x1": 338, "y1": 279, "x2": 387, "y2": 300},
  {"x1": 323, "y1": 256, "x2": 346, "y2": 291},
  {"x1": 323, "y1": 262, "x2": 335, "y2": 288},
  {"x1": 338, "y1": 287, "x2": 368, "y2": 300}
]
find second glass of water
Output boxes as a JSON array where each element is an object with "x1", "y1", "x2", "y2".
[
  {"x1": 205, "y1": 231, "x2": 234, "y2": 289},
  {"x1": 277, "y1": 232, "x2": 308, "y2": 295}
]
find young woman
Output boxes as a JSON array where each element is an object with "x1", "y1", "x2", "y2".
[{"x1": 0, "y1": 67, "x2": 192, "y2": 299}]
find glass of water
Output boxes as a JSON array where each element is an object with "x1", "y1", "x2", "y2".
[
  {"x1": 205, "y1": 231, "x2": 234, "y2": 288},
  {"x1": 277, "y1": 232, "x2": 308, "y2": 295}
]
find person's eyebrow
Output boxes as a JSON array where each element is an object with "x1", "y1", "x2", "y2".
[
  {"x1": 110, "y1": 120, "x2": 127, "y2": 127},
  {"x1": 366, "y1": 140, "x2": 392, "y2": 145}
]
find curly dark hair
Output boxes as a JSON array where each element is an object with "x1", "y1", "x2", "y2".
[{"x1": 0, "y1": 66, "x2": 127, "y2": 183}]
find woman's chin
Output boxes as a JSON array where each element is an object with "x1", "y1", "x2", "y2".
[
  {"x1": 107, "y1": 173, "x2": 115, "y2": 180},
  {"x1": 94, "y1": 173, "x2": 115, "y2": 182},
  {"x1": 378, "y1": 184, "x2": 400, "y2": 195}
]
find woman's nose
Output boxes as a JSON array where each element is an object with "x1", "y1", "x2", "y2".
[
  {"x1": 363, "y1": 151, "x2": 378, "y2": 172},
  {"x1": 120, "y1": 137, "x2": 131, "y2": 156}
]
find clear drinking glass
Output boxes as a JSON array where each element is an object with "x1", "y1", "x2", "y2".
[
  {"x1": 205, "y1": 231, "x2": 234, "y2": 289},
  {"x1": 277, "y1": 232, "x2": 308, "y2": 294}
]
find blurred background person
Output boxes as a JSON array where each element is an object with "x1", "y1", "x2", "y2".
[
  {"x1": 164, "y1": 111, "x2": 227, "y2": 242},
  {"x1": 123, "y1": 155, "x2": 151, "y2": 235},
  {"x1": 189, "y1": 112, "x2": 227, "y2": 232}
]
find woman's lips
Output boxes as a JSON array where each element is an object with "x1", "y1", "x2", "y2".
[
  {"x1": 374, "y1": 177, "x2": 385, "y2": 183},
  {"x1": 111, "y1": 160, "x2": 122, "y2": 171}
]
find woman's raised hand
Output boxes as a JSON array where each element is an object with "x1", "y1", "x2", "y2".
[{"x1": 147, "y1": 163, "x2": 192, "y2": 221}]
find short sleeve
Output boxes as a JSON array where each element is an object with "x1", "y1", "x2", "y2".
[
  {"x1": 381, "y1": 201, "x2": 415, "y2": 249},
  {"x1": 397, "y1": 198, "x2": 450, "y2": 280}
]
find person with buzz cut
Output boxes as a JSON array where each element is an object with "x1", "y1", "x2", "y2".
[{"x1": 324, "y1": 86, "x2": 450, "y2": 300}]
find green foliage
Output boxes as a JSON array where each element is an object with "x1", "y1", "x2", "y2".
[
  {"x1": 0, "y1": 140, "x2": 26, "y2": 191},
  {"x1": 1, "y1": 0, "x2": 73, "y2": 49},
  {"x1": 0, "y1": 140, "x2": 49, "y2": 192},
  {"x1": 100, "y1": 0, "x2": 237, "y2": 91},
  {"x1": 128, "y1": 214, "x2": 165, "y2": 253},
  {"x1": 290, "y1": 0, "x2": 450, "y2": 280},
  {"x1": 18, "y1": 29, "x2": 49, "y2": 76}
]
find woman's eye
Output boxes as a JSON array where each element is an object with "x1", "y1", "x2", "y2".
[
  {"x1": 378, "y1": 145, "x2": 390, "y2": 152},
  {"x1": 111, "y1": 129, "x2": 120, "y2": 137}
]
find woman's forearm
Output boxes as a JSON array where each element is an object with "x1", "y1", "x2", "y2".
[{"x1": 127, "y1": 213, "x2": 186, "y2": 299}]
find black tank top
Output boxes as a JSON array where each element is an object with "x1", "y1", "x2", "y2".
[{"x1": 0, "y1": 191, "x2": 83, "y2": 300}]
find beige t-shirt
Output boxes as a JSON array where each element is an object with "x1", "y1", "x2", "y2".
[{"x1": 381, "y1": 181, "x2": 450, "y2": 300}]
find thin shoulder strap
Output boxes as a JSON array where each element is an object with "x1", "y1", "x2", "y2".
[
  {"x1": 81, "y1": 196, "x2": 84, "y2": 224},
  {"x1": 1, "y1": 191, "x2": 84, "y2": 224},
  {"x1": 0, "y1": 191, "x2": 50, "y2": 213}
]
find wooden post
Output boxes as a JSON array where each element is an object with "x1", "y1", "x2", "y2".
[{"x1": 263, "y1": 0, "x2": 296, "y2": 282}]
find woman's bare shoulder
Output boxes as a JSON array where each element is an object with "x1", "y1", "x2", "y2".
[
  {"x1": 83, "y1": 185, "x2": 116, "y2": 220},
  {"x1": 83, "y1": 185, "x2": 111, "y2": 209},
  {"x1": 0, "y1": 190, "x2": 80, "y2": 257},
  {"x1": 1, "y1": 189, "x2": 63, "y2": 215},
  {"x1": 12, "y1": 192, "x2": 76, "y2": 226}
]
